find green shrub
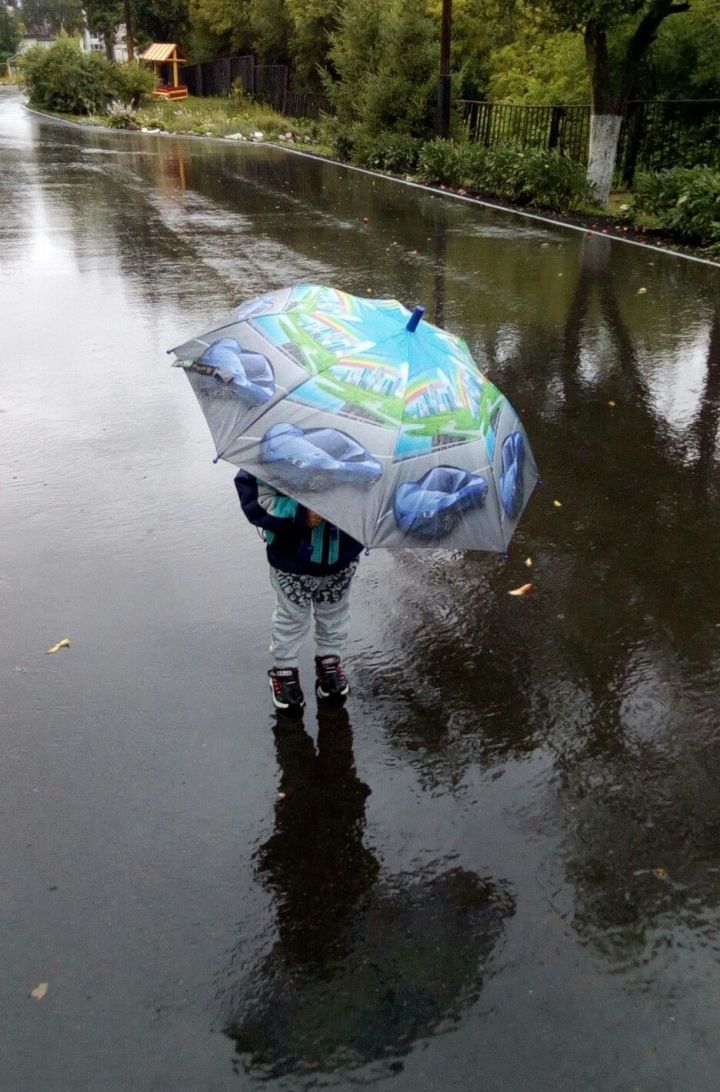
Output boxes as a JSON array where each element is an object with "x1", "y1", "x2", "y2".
[
  {"x1": 417, "y1": 138, "x2": 464, "y2": 185},
  {"x1": 461, "y1": 143, "x2": 591, "y2": 210},
  {"x1": 516, "y1": 147, "x2": 591, "y2": 210},
  {"x1": 632, "y1": 167, "x2": 720, "y2": 246},
  {"x1": 355, "y1": 131, "x2": 422, "y2": 173},
  {"x1": 110, "y1": 62, "x2": 157, "y2": 109},
  {"x1": 20, "y1": 38, "x2": 112, "y2": 115}
]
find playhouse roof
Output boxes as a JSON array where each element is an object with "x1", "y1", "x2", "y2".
[{"x1": 139, "y1": 43, "x2": 186, "y2": 63}]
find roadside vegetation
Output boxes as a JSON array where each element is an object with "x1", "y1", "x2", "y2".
[{"x1": 15, "y1": 2, "x2": 720, "y2": 252}]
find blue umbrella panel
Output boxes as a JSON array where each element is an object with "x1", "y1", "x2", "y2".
[{"x1": 171, "y1": 285, "x2": 539, "y2": 551}]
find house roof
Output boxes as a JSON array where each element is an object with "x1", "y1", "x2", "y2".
[{"x1": 139, "y1": 42, "x2": 186, "y2": 63}]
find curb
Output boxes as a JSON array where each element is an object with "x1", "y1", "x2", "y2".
[{"x1": 22, "y1": 104, "x2": 720, "y2": 269}]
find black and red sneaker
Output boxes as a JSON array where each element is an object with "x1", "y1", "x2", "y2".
[
  {"x1": 268, "y1": 667, "x2": 305, "y2": 712},
  {"x1": 315, "y1": 655, "x2": 350, "y2": 703}
]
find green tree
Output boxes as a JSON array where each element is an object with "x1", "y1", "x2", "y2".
[
  {"x1": 286, "y1": 0, "x2": 336, "y2": 88},
  {"x1": 133, "y1": 0, "x2": 189, "y2": 46},
  {"x1": 247, "y1": 0, "x2": 291, "y2": 64},
  {"x1": 488, "y1": 24, "x2": 589, "y2": 103},
  {"x1": 19, "y1": 0, "x2": 84, "y2": 33},
  {"x1": 323, "y1": 0, "x2": 384, "y2": 126},
  {"x1": 528, "y1": 0, "x2": 693, "y2": 204},
  {"x1": 324, "y1": 0, "x2": 437, "y2": 140},
  {"x1": 85, "y1": 0, "x2": 122, "y2": 59},
  {"x1": 187, "y1": 0, "x2": 252, "y2": 54},
  {"x1": 636, "y1": 0, "x2": 720, "y2": 97},
  {"x1": 0, "y1": 5, "x2": 22, "y2": 65}
]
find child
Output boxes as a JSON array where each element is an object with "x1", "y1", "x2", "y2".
[{"x1": 235, "y1": 470, "x2": 363, "y2": 712}]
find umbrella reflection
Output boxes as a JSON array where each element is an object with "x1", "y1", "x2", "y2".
[{"x1": 224, "y1": 708, "x2": 515, "y2": 1079}]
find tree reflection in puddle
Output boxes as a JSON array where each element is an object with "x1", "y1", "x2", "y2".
[{"x1": 223, "y1": 708, "x2": 515, "y2": 1080}]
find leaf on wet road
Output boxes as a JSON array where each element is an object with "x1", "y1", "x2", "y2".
[
  {"x1": 553, "y1": 500, "x2": 563, "y2": 508},
  {"x1": 525, "y1": 557, "x2": 533, "y2": 567},
  {"x1": 509, "y1": 583, "x2": 533, "y2": 596},
  {"x1": 652, "y1": 867, "x2": 670, "y2": 881},
  {"x1": 30, "y1": 982, "x2": 48, "y2": 1000},
  {"x1": 46, "y1": 638, "x2": 70, "y2": 654}
]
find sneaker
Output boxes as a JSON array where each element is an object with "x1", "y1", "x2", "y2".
[
  {"x1": 315, "y1": 655, "x2": 350, "y2": 703},
  {"x1": 268, "y1": 667, "x2": 305, "y2": 712}
]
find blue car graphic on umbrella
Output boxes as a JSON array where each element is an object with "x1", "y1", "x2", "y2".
[
  {"x1": 195, "y1": 338, "x2": 276, "y2": 406},
  {"x1": 260, "y1": 423, "x2": 383, "y2": 490},
  {"x1": 499, "y1": 432, "x2": 524, "y2": 519},
  {"x1": 394, "y1": 465, "x2": 489, "y2": 538}
]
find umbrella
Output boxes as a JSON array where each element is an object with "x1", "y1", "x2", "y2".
[{"x1": 171, "y1": 284, "x2": 539, "y2": 551}]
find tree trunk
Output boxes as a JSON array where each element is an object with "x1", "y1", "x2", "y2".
[
  {"x1": 123, "y1": 0, "x2": 134, "y2": 62},
  {"x1": 587, "y1": 114, "x2": 623, "y2": 206},
  {"x1": 584, "y1": 19, "x2": 623, "y2": 208},
  {"x1": 104, "y1": 30, "x2": 115, "y2": 62}
]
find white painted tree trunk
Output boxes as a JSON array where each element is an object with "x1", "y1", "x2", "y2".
[{"x1": 587, "y1": 114, "x2": 623, "y2": 208}]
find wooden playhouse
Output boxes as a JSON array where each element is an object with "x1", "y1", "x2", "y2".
[{"x1": 139, "y1": 43, "x2": 188, "y2": 101}]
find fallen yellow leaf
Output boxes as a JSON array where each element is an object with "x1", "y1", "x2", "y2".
[
  {"x1": 525, "y1": 557, "x2": 533, "y2": 567},
  {"x1": 509, "y1": 582, "x2": 533, "y2": 596},
  {"x1": 608, "y1": 400, "x2": 616, "y2": 407},
  {"x1": 30, "y1": 982, "x2": 48, "y2": 1000},
  {"x1": 553, "y1": 500, "x2": 563, "y2": 508},
  {"x1": 46, "y1": 638, "x2": 70, "y2": 655},
  {"x1": 653, "y1": 867, "x2": 669, "y2": 881},
  {"x1": 637, "y1": 287, "x2": 648, "y2": 294}
]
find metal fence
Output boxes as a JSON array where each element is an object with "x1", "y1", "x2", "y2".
[
  {"x1": 180, "y1": 55, "x2": 332, "y2": 120},
  {"x1": 459, "y1": 98, "x2": 720, "y2": 183},
  {"x1": 618, "y1": 99, "x2": 720, "y2": 183},
  {"x1": 177, "y1": 63, "x2": 719, "y2": 181},
  {"x1": 460, "y1": 101, "x2": 590, "y2": 163}
]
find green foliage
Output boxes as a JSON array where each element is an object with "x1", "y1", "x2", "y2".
[
  {"x1": 488, "y1": 28, "x2": 589, "y2": 104},
  {"x1": 417, "y1": 138, "x2": 465, "y2": 185},
  {"x1": 133, "y1": 0, "x2": 190, "y2": 45},
  {"x1": 324, "y1": 0, "x2": 436, "y2": 146},
  {"x1": 19, "y1": 0, "x2": 84, "y2": 34},
  {"x1": 84, "y1": 0, "x2": 122, "y2": 59},
  {"x1": 0, "y1": 5, "x2": 22, "y2": 67},
  {"x1": 632, "y1": 167, "x2": 720, "y2": 245},
  {"x1": 466, "y1": 144, "x2": 591, "y2": 209},
  {"x1": 110, "y1": 61, "x2": 157, "y2": 106},
  {"x1": 355, "y1": 131, "x2": 422, "y2": 173},
  {"x1": 415, "y1": 137, "x2": 592, "y2": 209},
  {"x1": 636, "y1": 0, "x2": 720, "y2": 99},
  {"x1": 322, "y1": 0, "x2": 384, "y2": 127},
  {"x1": 285, "y1": 0, "x2": 336, "y2": 89},
  {"x1": 20, "y1": 38, "x2": 112, "y2": 114}
]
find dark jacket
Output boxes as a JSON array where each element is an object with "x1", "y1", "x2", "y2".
[{"x1": 235, "y1": 471, "x2": 363, "y2": 576}]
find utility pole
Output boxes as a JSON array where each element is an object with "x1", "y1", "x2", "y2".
[
  {"x1": 123, "y1": 0, "x2": 135, "y2": 61},
  {"x1": 438, "y1": 0, "x2": 452, "y2": 138}
]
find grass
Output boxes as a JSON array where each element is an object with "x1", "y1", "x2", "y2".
[{"x1": 54, "y1": 92, "x2": 332, "y2": 154}]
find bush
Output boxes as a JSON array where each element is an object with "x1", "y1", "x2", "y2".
[
  {"x1": 110, "y1": 62, "x2": 156, "y2": 109},
  {"x1": 355, "y1": 131, "x2": 422, "y2": 173},
  {"x1": 632, "y1": 167, "x2": 720, "y2": 246},
  {"x1": 20, "y1": 38, "x2": 112, "y2": 115},
  {"x1": 461, "y1": 143, "x2": 592, "y2": 210},
  {"x1": 416, "y1": 138, "x2": 464, "y2": 185}
]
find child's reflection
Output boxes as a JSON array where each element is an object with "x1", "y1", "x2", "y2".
[
  {"x1": 256, "y1": 707, "x2": 379, "y2": 969},
  {"x1": 225, "y1": 708, "x2": 515, "y2": 1080}
]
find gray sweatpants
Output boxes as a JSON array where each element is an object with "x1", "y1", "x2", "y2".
[{"x1": 269, "y1": 561, "x2": 358, "y2": 667}]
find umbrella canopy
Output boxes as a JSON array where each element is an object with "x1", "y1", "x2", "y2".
[{"x1": 171, "y1": 284, "x2": 539, "y2": 551}]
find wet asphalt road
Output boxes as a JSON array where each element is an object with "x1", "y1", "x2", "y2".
[{"x1": 2, "y1": 88, "x2": 720, "y2": 1090}]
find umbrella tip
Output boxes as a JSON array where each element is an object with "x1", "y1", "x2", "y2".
[{"x1": 406, "y1": 305, "x2": 425, "y2": 333}]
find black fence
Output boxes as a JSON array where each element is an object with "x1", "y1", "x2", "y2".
[
  {"x1": 459, "y1": 98, "x2": 720, "y2": 183},
  {"x1": 177, "y1": 61, "x2": 719, "y2": 182},
  {"x1": 460, "y1": 101, "x2": 591, "y2": 163},
  {"x1": 618, "y1": 99, "x2": 720, "y2": 183},
  {"x1": 180, "y1": 54, "x2": 332, "y2": 120}
]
